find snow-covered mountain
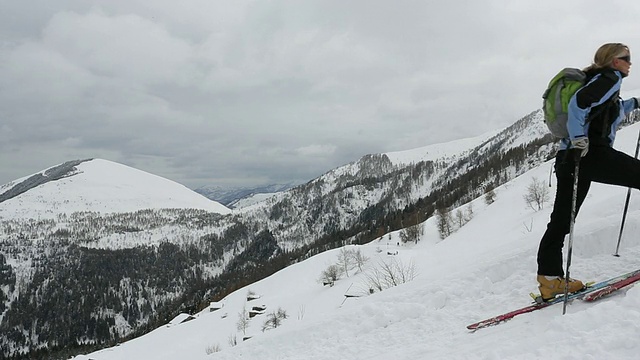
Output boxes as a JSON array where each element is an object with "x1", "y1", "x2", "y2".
[
  {"x1": 3, "y1": 108, "x2": 639, "y2": 359},
  {"x1": 194, "y1": 183, "x2": 296, "y2": 208},
  {"x1": 232, "y1": 110, "x2": 557, "y2": 251},
  {"x1": 0, "y1": 158, "x2": 231, "y2": 219},
  {"x1": 72, "y1": 120, "x2": 640, "y2": 360},
  {"x1": 382, "y1": 128, "x2": 500, "y2": 165},
  {"x1": 229, "y1": 191, "x2": 286, "y2": 209},
  {"x1": 0, "y1": 110, "x2": 563, "y2": 360}
]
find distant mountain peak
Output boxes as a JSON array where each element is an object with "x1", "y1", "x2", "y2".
[
  {"x1": 0, "y1": 158, "x2": 230, "y2": 218},
  {"x1": 195, "y1": 183, "x2": 297, "y2": 207}
]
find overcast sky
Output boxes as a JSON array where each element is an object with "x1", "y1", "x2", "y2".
[{"x1": 1, "y1": 0, "x2": 639, "y2": 189}]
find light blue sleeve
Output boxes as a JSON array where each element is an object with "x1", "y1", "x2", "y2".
[{"x1": 566, "y1": 95, "x2": 589, "y2": 140}]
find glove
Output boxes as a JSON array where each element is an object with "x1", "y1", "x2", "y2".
[{"x1": 571, "y1": 136, "x2": 589, "y2": 157}]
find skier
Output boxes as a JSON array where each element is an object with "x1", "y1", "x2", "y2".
[{"x1": 537, "y1": 43, "x2": 640, "y2": 301}]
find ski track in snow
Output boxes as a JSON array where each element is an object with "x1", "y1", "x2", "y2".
[{"x1": 68, "y1": 122, "x2": 640, "y2": 360}]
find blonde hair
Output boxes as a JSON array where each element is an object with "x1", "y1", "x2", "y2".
[{"x1": 583, "y1": 43, "x2": 630, "y2": 72}]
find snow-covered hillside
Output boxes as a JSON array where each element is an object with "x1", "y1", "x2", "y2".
[
  {"x1": 383, "y1": 129, "x2": 500, "y2": 165},
  {"x1": 73, "y1": 122, "x2": 640, "y2": 360},
  {"x1": 0, "y1": 158, "x2": 230, "y2": 219},
  {"x1": 230, "y1": 192, "x2": 283, "y2": 209},
  {"x1": 194, "y1": 183, "x2": 296, "y2": 207}
]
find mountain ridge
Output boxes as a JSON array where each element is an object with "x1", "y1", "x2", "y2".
[
  {"x1": 0, "y1": 158, "x2": 231, "y2": 219},
  {"x1": 0, "y1": 159, "x2": 91, "y2": 204}
]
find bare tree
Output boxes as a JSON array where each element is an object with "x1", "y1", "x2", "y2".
[
  {"x1": 228, "y1": 334, "x2": 238, "y2": 347},
  {"x1": 400, "y1": 223, "x2": 423, "y2": 243},
  {"x1": 436, "y1": 207, "x2": 453, "y2": 239},
  {"x1": 455, "y1": 209, "x2": 466, "y2": 228},
  {"x1": 365, "y1": 258, "x2": 417, "y2": 293},
  {"x1": 335, "y1": 248, "x2": 369, "y2": 276},
  {"x1": 455, "y1": 203, "x2": 475, "y2": 229},
  {"x1": 524, "y1": 177, "x2": 550, "y2": 211},
  {"x1": 236, "y1": 307, "x2": 250, "y2": 335},
  {"x1": 320, "y1": 264, "x2": 341, "y2": 286},
  {"x1": 205, "y1": 344, "x2": 221, "y2": 355},
  {"x1": 466, "y1": 202, "x2": 474, "y2": 220},
  {"x1": 336, "y1": 248, "x2": 354, "y2": 277},
  {"x1": 484, "y1": 187, "x2": 496, "y2": 205},
  {"x1": 352, "y1": 249, "x2": 369, "y2": 272},
  {"x1": 262, "y1": 308, "x2": 288, "y2": 332}
]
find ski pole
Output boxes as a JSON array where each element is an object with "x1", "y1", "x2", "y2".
[
  {"x1": 563, "y1": 150, "x2": 581, "y2": 315},
  {"x1": 613, "y1": 128, "x2": 640, "y2": 257}
]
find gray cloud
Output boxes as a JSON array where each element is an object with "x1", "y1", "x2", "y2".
[{"x1": 2, "y1": 0, "x2": 640, "y2": 188}]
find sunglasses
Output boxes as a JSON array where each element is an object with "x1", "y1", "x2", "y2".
[{"x1": 617, "y1": 55, "x2": 631, "y2": 63}]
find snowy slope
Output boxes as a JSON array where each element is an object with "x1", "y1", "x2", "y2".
[
  {"x1": 73, "y1": 122, "x2": 640, "y2": 360},
  {"x1": 383, "y1": 129, "x2": 500, "y2": 165},
  {"x1": 230, "y1": 192, "x2": 282, "y2": 209},
  {"x1": 195, "y1": 183, "x2": 296, "y2": 207},
  {"x1": 0, "y1": 158, "x2": 230, "y2": 219}
]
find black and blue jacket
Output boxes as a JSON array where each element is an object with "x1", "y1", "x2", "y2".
[{"x1": 563, "y1": 68, "x2": 639, "y2": 150}]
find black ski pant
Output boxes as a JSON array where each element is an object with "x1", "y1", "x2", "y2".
[{"x1": 537, "y1": 145, "x2": 640, "y2": 276}]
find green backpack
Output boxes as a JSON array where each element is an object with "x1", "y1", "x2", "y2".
[{"x1": 542, "y1": 68, "x2": 586, "y2": 138}]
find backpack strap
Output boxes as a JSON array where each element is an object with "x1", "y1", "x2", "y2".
[{"x1": 585, "y1": 90, "x2": 619, "y2": 142}]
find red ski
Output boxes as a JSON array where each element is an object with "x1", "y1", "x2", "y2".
[
  {"x1": 583, "y1": 270, "x2": 640, "y2": 301},
  {"x1": 467, "y1": 269, "x2": 640, "y2": 331}
]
